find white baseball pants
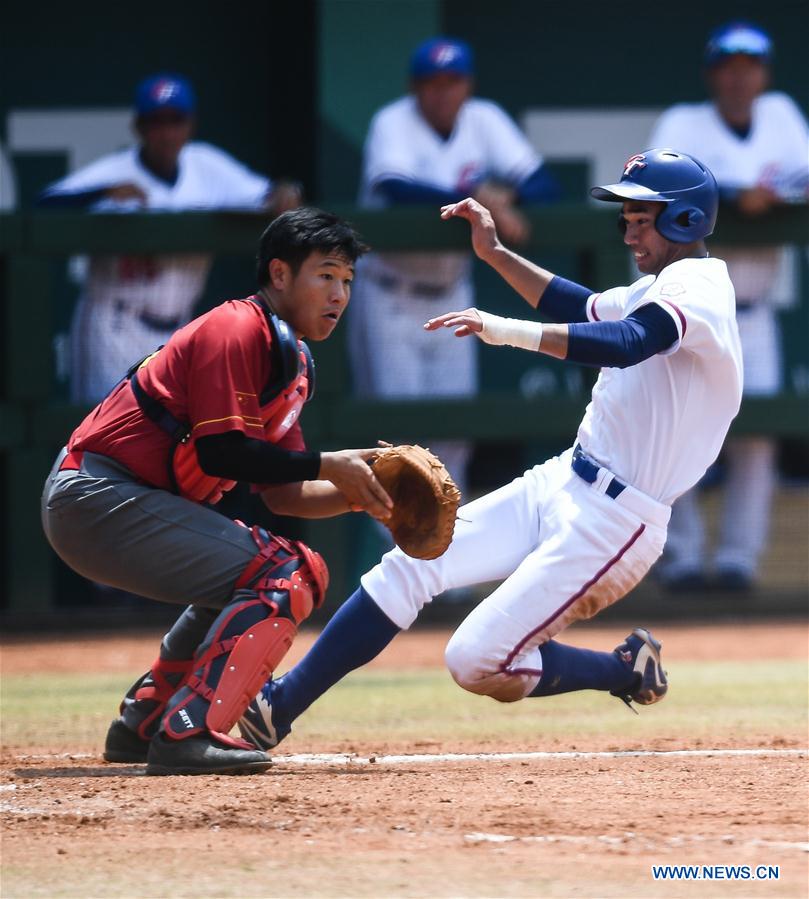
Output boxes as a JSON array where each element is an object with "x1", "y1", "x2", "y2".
[{"x1": 362, "y1": 448, "x2": 669, "y2": 701}]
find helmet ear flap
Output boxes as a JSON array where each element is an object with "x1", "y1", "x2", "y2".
[
  {"x1": 657, "y1": 204, "x2": 708, "y2": 241},
  {"x1": 676, "y1": 207, "x2": 706, "y2": 231}
]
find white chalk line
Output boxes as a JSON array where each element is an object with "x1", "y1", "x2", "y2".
[
  {"x1": 273, "y1": 747, "x2": 807, "y2": 765},
  {"x1": 11, "y1": 747, "x2": 806, "y2": 765},
  {"x1": 464, "y1": 832, "x2": 809, "y2": 853}
]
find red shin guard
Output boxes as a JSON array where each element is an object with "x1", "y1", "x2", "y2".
[
  {"x1": 205, "y1": 616, "x2": 297, "y2": 739},
  {"x1": 161, "y1": 530, "x2": 328, "y2": 742}
]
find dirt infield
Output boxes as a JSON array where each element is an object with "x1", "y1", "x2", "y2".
[{"x1": 2, "y1": 621, "x2": 808, "y2": 898}]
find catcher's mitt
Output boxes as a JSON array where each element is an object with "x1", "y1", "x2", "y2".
[{"x1": 371, "y1": 444, "x2": 461, "y2": 560}]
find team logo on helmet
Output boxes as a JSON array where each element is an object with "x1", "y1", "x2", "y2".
[
  {"x1": 152, "y1": 79, "x2": 180, "y2": 103},
  {"x1": 431, "y1": 43, "x2": 461, "y2": 66},
  {"x1": 623, "y1": 154, "x2": 647, "y2": 177}
]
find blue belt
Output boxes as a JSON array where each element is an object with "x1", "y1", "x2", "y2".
[{"x1": 571, "y1": 444, "x2": 626, "y2": 499}]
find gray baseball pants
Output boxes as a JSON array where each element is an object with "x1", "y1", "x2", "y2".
[{"x1": 42, "y1": 449, "x2": 263, "y2": 660}]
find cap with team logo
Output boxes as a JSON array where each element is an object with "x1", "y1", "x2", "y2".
[
  {"x1": 410, "y1": 37, "x2": 474, "y2": 79},
  {"x1": 135, "y1": 74, "x2": 196, "y2": 117},
  {"x1": 704, "y1": 22, "x2": 773, "y2": 66}
]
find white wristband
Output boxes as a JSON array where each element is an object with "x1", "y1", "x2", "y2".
[{"x1": 477, "y1": 310, "x2": 543, "y2": 351}]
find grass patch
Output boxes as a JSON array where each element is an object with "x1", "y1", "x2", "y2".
[{"x1": 2, "y1": 659, "x2": 806, "y2": 750}]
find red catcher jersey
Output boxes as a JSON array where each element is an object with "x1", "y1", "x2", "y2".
[{"x1": 67, "y1": 298, "x2": 306, "y2": 490}]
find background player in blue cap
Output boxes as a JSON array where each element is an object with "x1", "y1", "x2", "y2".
[
  {"x1": 650, "y1": 22, "x2": 809, "y2": 592},
  {"x1": 348, "y1": 37, "x2": 559, "y2": 499},
  {"x1": 39, "y1": 73, "x2": 303, "y2": 406}
]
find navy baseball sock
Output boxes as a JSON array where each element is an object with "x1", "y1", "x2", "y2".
[
  {"x1": 529, "y1": 639, "x2": 632, "y2": 696},
  {"x1": 269, "y1": 586, "x2": 400, "y2": 728}
]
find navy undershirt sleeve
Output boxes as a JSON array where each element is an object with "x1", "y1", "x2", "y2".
[
  {"x1": 37, "y1": 187, "x2": 109, "y2": 208},
  {"x1": 374, "y1": 177, "x2": 465, "y2": 205},
  {"x1": 375, "y1": 163, "x2": 561, "y2": 207},
  {"x1": 196, "y1": 430, "x2": 321, "y2": 484},
  {"x1": 566, "y1": 303, "x2": 679, "y2": 368},
  {"x1": 539, "y1": 275, "x2": 594, "y2": 323},
  {"x1": 515, "y1": 165, "x2": 562, "y2": 204}
]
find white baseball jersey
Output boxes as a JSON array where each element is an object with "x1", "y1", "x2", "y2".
[
  {"x1": 650, "y1": 92, "x2": 809, "y2": 306},
  {"x1": 363, "y1": 255, "x2": 741, "y2": 700},
  {"x1": 578, "y1": 257, "x2": 743, "y2": 505},
  {"x1": 359, "y1": 95, "x2": 541, "y2": 287},
  {"x1": 44, "y1": 142, "x2": 270, "y2": 402}
]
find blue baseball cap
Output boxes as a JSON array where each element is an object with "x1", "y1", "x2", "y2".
[
  {"x1": 135, "y1": 74, "x2": 196, "y2": 117},
  {"x1": 704, "y1": 22, "x2": 773, "y2": 66},
  {"x1": 410, "y1": 37, "x2": 473, "y2": 79}
]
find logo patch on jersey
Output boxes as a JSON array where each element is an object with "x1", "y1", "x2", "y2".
[
  {"x1": 659, "y1": 282, "x2": 685, "y2": 297},
  {"x1": 623, "y1": 154, "x2": 647, "y2": 177}
]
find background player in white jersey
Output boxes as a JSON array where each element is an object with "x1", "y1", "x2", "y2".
[
  {"x1": 349, "y1": 37, "x2": 559, "y2": 493},
  {"x1": 649, "y1": 22, "x2": 809, "y2": 592},
  {"x1": 38, "y1": 73, "x2": 302, "y2": 405},
  {"x1": 236, "y1": 149, "x2": 742, "y2": 753}
]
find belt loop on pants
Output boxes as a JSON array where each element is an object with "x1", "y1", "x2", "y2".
[{"x1": 571, "y1": 444, "x2": 626, "y2": 499}]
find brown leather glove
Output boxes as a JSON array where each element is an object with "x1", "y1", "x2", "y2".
[{"x1": 371, "y1": 444, "x2": 461, "y2": 560}]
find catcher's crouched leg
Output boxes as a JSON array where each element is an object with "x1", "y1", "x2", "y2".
[{"x1": 146, "y1": 528, "x2": 328, "y2": 776}]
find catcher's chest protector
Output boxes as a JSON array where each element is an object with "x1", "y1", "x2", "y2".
[{"x1": 131, "y1": 303, "x2": 315, "y2": 505}]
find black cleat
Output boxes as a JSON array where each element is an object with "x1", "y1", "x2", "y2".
[
  {"x1": 145, "y1": 732, "x2": 272, "y2": 776},
  {"x1": 103, "y1": 718, "x2": 150, "y2": 763},
  {"x1": 611, "y1": 627, "x2": 668, "y2": 711}
]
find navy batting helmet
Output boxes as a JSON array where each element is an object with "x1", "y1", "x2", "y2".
[{"x1": 591, "y1": 149, "x2": 719, "y2": 243}]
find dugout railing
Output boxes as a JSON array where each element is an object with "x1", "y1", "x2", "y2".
[{"x1": 1, "y1": 204, "x2": 807, "y2": 616}]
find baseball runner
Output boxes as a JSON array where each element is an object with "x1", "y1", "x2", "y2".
[
  {"x1": 649, "y1": 22, "x2": 809, "y2": 591},
  {"x1": 349, "y1": 36, "x2": 559, "y2": 492},
  {"x1": 38, "y1": 73, "x2": 301, "y2": 405},
  {"x1": 41, "y1": 208, "x2": 392, "y2": 775},
  {"x1": 237, "y1": 149, "x2": 742, "y2": 751}
]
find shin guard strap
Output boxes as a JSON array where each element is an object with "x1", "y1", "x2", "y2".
[{"x1": 135, "y1": 657, "x2": 195, "y2": 704}]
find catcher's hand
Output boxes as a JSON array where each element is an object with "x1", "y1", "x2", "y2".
[{"x1": 370, "y1": 444, "x2": 461, "y2": 560}]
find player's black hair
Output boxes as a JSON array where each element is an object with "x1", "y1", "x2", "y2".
[{"x1": 256, "y1": 207, "x2": 369, "y2": 286}]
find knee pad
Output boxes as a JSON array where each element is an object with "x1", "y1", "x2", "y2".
[{"x1": 235, "y1": 525, "x2": 329, "y2": 621}]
